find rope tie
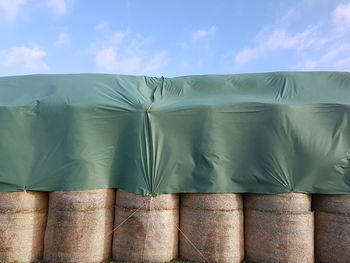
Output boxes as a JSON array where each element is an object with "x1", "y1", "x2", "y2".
[
  {"x1": 108, "y1": 198, "x2": 149, "y2": 236},
  {"x1": 151, "y1": 198, "x2": 210, "y2": 263},
  {"x1": 141, "y1": 195, "x2": 154, "y2": 262},
  {"x1": 174, "y1": 223, "x2": 210, "y2": 263},
  {"x1": 111, "y1": 193, "x2": 209, "y2": 263}
]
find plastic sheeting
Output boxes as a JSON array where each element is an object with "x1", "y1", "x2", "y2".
[{"x1": 0, "y1": 72, "x2": 349, "y2": 195}]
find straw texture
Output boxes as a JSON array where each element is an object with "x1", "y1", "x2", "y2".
[
  {"x1": 44, "y1": 189, "x2": 115, "y2": 263},
  {"x1": 314, "y1": 194, "x2": 350, "y2": 263},
  {"x1": 0, "y1": 191, "x2": 48, "y2": 263},
  {"x1": 313, "y1": 194, "x2": 350, "y2": 213},
  {"x1": 245, "y1": 193, "x2": 314, "y2": 263},
  {"x1": 180, "y1": 193, "x2": 244, "y2": 263},
  {"x1": 245, "y1": 192, "x2": 311, "y2": 212},
  {"x1": 112, "y1": 190, "x2": 179, "y2": 263}
]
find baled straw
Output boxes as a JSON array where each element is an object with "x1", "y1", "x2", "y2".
[
  {"x1": 313, "y1": 194, "x2": 350, "y2": 213},
  {"x1": 0, "y1": 191, "x2": 48, "y2": 263},
  {"x1": 314, "y1": 194, "x2": 350, "y2": 263},
  {"x1": 112, "y1": 189, "x2": 179, "y2": 263},
  {"x1": 180, "y1": 193, "x2": 244, "y2": 263},
  {"x1": 245, "y1": 192, "x2": 311, "y2": 212},
  {"x1": 43, "y1": 189, "x2": 115, "y2": 263},
  {"x1": 245, "y1": 193, "x2": 314, "y2": 263}
]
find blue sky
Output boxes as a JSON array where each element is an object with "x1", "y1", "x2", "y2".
[{"x1": 0, "y1": 0, "x2": 350, "y2": 77}]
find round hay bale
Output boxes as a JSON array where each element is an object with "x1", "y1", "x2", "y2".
[
  {"x1": 43, "y1": 189, "x2": 115, "y2": 263},
  {"x1": 313, "y1": 194, "x2": 350, "y2": 213},
  {"x1": 179, "y1": 193, "x2": 244, "y2": 263},
  {"x1": 314, "y1": 194, "x2": 350, "y2": 263},
  {"x1": 0, "y1": 191, "x2": 48, "y2": 263},
  {"x1": 112, "y1": 189, "x2": 179, "y2": 263},
  {"x1": 315, "y1": 211, "x2": 350, "y2": 263},
  {"x1": 245, "y1": 192, "x2": 311, "y2": 212},
  {"x1": 245, "y1": 193, "x2": 314, "y2": 263}
]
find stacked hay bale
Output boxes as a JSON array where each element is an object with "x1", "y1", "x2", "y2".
[
  {"x1": 314, "y1": 194, "x2": 350, "y2": 263},
  {"x1": 113, "y1": 189, "x2": 179, "y2": 263},
  {"x1": 179, "y1": 193, "x2": 244, "y2": 263},
  {"x1": 245, "y1": 193, "x2": 314, "y2": 263},
  {"x1": 0, "y1": 191, "x2": 48, "y2": 263},
  {"x1": 43, "y1": 189, "x2": 115, "y2": 263}
]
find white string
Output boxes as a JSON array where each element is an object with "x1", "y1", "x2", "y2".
[
  {"x1": 141, "y1": 196, "x2": 153, "y2": 262},
  {"x1": 151, "y1": 198, "x2": 210, "y2": 263},
  {"x1": 111, "y1": 194, "x2": 210, "y2": 263},
  {"x1": 149, "y1": 198, "x2": 158, "y2": 245},
  {"x1": 174, "y1": 222, "x2": 210, "y2": 263},
  {"x1": 108, "y1": 198, "x2": 149, "y2": 236}
]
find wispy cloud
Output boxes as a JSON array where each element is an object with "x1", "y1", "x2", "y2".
[
  {"x1": 297, "y1": 3, "x2": 350, "y2": 71},
  {"x1": 111, "y1": 31, "x2": 125, "y2": 44},
  {"x1": 259, "y1": 26, "x2": 318, "y2": 50},
  {"x1": 0, "y1": 45, "x2": 49, "y2": 74},
  {"x1": 46, "y1": 0, "x2": 69, "y2": 15},
  {"x1": 94, "y1": 20, "x2": 109, "y2": 31},
  {"x1": 235, "y1": 26, "x2": 318, "y2": 64},
  {"x1": 54, "y1": 32, "x2": 70, "y2": 46},
  {"x1": 192, "y1": 26, "x2": 216, "y2": 41},
  {"x1": 235, "y1": 48, "x2": 258, "y2": 64},
  {"x1": 234, "y1": 2, "x2": 350, "y2": 72},
  {"x1": 335, "y1": 56, "x2": 350, "y2": 68},
  {"x1": 92, "y1": 29, "x2": 168, "y2": 76},
  {"x1": 0, "y1": 0, "x2": 71, "y2": 20},
  {"x1": 298, "y1": 44, "x2": 350, "y2": 70},
  {"x1": 332, "y1": 3, "x2": 350, "y2": 34},
  {"x1": 0, "y1": 0, "x2": 27, "y2": 20}
]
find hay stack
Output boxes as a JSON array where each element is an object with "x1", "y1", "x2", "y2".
[
  {"x1": 314, "y1": 194, "x2": 350, "y2": 263},
  {"x1": 112, "y1": 190, "x2": 179, "y2": 263},
  {"x1": 0, "y1": 191, "x2": 48, "y2": 263},
  {"x1": 245, "y1": 193, "x2": 314, "y2": 263},
  {"x1": 179, "y1": 193, "x2": 244, "y2": 263},
  {"x1": 43, "y1": 189, "x2": 115, "y2": 263}
]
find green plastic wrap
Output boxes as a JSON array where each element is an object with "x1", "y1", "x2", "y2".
[{"x1": 0, "y1": 72, "x2": 349, "y2": 195}]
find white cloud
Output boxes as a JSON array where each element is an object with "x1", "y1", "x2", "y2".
[
  {"x1": 46, "y1": 0, "x2": 68, "y2": 15},
  {"x1": 332, "y1": 3, "x2": 350, "y2": 34},
  {"x1": 93, "y1": 30, "x2": 168, "y2": 75},
  {"x1": 0, "y1": 46, "x2": 49, "y2": 73},
  {"x1": 335, "y1": 56, "x2": 350, "y2": 68},
  {"x1": 295, "y1": 4, "x2": 350, "y2": 71},
  {"x1": 233, "y1": 1, "x2": 350, "y2": 71},
  {"x1": 259, "y1": 26, "x2": 317, "y2": 50},
  {"x1": 95, "y1": 47, "x2": 141, "y2": 74},
  {"x1": 235, "y1": 48, "x2": 258, "y2": 64},
  {"x1": 0, "y1": 0, "x2": 27, "y2": 20},
  {"x1": 235, "y1": 26, "x2": 318, "y2": 64},
  {"x1": 95, "y1": 20, "x2": 109, "y2": 31},
  {"x1": 142, "y1": 51, "x2": 168, "y2": 74},
  {"x1": 111, "y1": 32, "x2": 125, "y2": 44},
  {"x1": 298, "y1": 44, "x2": 350, "y2": 70},
  {"x1": 54, "y1": 32, "x2": 70, "y2": 46},
  {"x1": 192, "y1": 26, "x2": 216, "y2": 41}
]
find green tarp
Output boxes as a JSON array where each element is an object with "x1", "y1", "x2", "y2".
[{"x1": 0, "y1": 72, "x2": 349, "y2": 195}]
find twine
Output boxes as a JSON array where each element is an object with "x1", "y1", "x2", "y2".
[
  {"x1": 108, "y1": 198, "x2": 149, "y2": 236},
  {"x1": 141, "y1": 195, "x2": 153, "y2": 262},
  {"x1": 151, "y1": 197, "x2": 210, "y2": 263},
  {"x1": 112, "y1": 193, "x2": 209, "y2": 263}
]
